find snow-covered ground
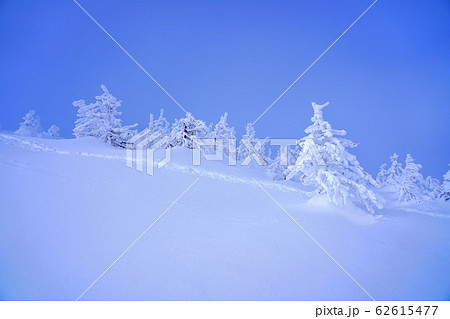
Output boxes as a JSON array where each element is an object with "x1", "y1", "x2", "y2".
[{"x1": 0, "y1": 133, "x2": 449, "y2": 301}]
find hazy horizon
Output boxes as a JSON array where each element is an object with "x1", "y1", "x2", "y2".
[{"x1": 1, "y1": 0, "x2": 449, "y2": 178}]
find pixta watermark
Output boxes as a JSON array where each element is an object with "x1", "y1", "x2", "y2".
[{"x1": 125, "y1": 130, "x2": 325, "y2": 175}]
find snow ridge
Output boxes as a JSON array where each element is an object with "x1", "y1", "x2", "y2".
[{"x1": 0, "y1": 133, "x2": 308, "y2": 196}]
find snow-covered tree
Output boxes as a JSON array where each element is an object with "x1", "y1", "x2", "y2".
[
  {"x1": 424, "y1": 176, "x2": 443, "y2": 201},
  {"x1": 15, "y1": 110, "x2": 43, "y2": 137},
  {"x1": 385, "y1": 153, "x2": 403, "y2": 187},
  {"x1": 146, "y1": 109, "x2": 171, "y2": 148},
  {"x1": 376, "y1": 163, "x2": 388, "y2": 185},
  {"x1": 47, "y1": 125, "x2": 60, "y2": 139},
  {"x1": 441, "y1": 165, "x2": 450, "y2": 201},
  {"x1": 208, "y1": 112, "x2": 236, "y2": 154},
  {"x1": 169, "y1": 112, "x2": 209, "y2": 149},
  {"x1": 237, "y1": 123, "x2": 268, "y2": 163},
  {"x1": 398, "y1": 154, "x2": 426, "y2": 203},
  {"x1": 73, "y1": 99, "x2": 101, "y2": 138},
  {"x1": 151, "y1": 109, "x2": 170, "y2": 135},
  {"x1": 266, "y1": 146, "x2": 300, "y2": 180},
  {"x1": 95, "y1": 85, "x2": 137, "y2": 147},
  {"x1": 285, "y1": 102, "x2": 381, "y2": 213},
  {"x1": 266, "y1": 149, "x2": 285, "y2": 180},
  {"x1": 73, "y1": 85, "x2": 137, "y2": 147}
]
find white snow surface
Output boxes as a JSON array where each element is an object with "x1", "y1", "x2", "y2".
[{"x1": 0, "y1": 133, "x2": 449, "y2": 300}]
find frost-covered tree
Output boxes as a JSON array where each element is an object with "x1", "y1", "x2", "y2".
[
  {"x1": 424, "y1": 176, "x2": 443, "y2": 201},
  {"x1": 73, "y1": 99, "x2": 101, "y2": 138},
  {"x1": 169, "y1": 112, "x2": 209, "y2": 149},
  {"x1": 47, "y1": 125, "x2": 60, "y2": 139},
  {"x1": 15, "y1": 110, "x2": 43, "y2": 137},
  {"x1": 266, "y1": 150, "x2": 279, "y2": 180},
  {"x1": 398, "y1": 154, "x2": 426, "y2": 203},
  {"x1": 237, "y1": 123, "x2": 255, "y2": 161},
  {"x1": 148, "y1": 109, "x2": 169, "y2": 135},
  {"x1": 384, "y1": 153, "x2": 403, "y2": 187},
  {"x1": 441, "y1": 165, "x2": 450, "y2": 201},
  {"x1": 285, "y1": 102, "x2": 381, "y2": 213},
  {"x1": 237, "y1": 123, "x2": 268, "y2": 162},
  {"x1": 376, "y1": 163, "x2": 388, "y2": 185},
  {"x1": 266, "y1": 149, "x2": 285, "y2": 180},
  {"x1": 209, "y1": 112, "x2": 236, "y2": 154},
  {"x1": 73, "y1": 85, "x2": 137, "y2": 147},
  {"x1": 147, "y1": 109, "x2": 171, "y2": 148},
  {"x1": 95, "y1": 85, "x2": 137, "y2": 147},
  {"x1": 266, "y1": 146, "x2": 300, "y2": 180}
]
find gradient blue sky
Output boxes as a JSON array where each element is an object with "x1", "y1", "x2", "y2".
[{"x1": 0, "y1": 0, "x2": 449, "y2": 178}]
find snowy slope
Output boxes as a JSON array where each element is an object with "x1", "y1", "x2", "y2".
[{"x1": 0, "y1": 133, "x2": 449, "y2": 301}]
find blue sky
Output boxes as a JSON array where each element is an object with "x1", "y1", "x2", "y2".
[{"x1": 0, "y1": 0, "x2": 449, "y2": 178}]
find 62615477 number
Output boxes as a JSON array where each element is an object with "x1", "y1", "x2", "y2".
[{"x1": 375, "y1": 306, "x2": 438, "y2": 316}]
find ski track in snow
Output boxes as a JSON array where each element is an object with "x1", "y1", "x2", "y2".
[
  {"x1": 0, "y1": 134, "x2": 121, "y2": 159},
  {"x1": 165, "y1": 162, "x2": 309, "y2": 196},
  {"x1": 0, "y1": 134, "x2": 308, "y2": 197},
  {"x1": 390, "y1": 204, "x2": 450, "y2": 219},
  {"x1": 2, "y1": 133, "x2": 448, "y2": 218}
]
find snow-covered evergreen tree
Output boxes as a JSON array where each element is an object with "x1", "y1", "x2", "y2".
[
  {"x1": 441, "y1": 165, "x2": 450, "y2": 201},
  {"x1": 398, "y1": 154, "x2": 426, "y2": 203},
  {"x1": 15, "y1": 110, "x2": 43, "y2": 137},
  {"x1": 237, "y1": 123, "x2": 256, "y2": 161},
  {"x1": 73, "y1": 99, "x2": 101, "y2": 138},
  {"x1": 146, "y1": 109, "x2": 171, "y2": 148},
  {"x1": 267, "y1": 146, "x2": 300, "y2": 180},
  {"x1": 209, "y1": 112, "x2": 236, "y2": 154},
  {"x1": 47, "y1": 125, "x2": 60, "y2": 139},
  {"x1": 266, "y1": 149, "x2": 285, "y2": 180},
  {"x1": 73, "y1": 85, "x2": 137, "y2": 147},
  {"x1": 385, "y1": 153, "x2": 403, "y2": 187},
  {"x1": 95, "y1": 85, "x2": 137, "y2": 147},
  {"x1": 376, "y1": 163, "x2": 388, "y2": 186},
  {"x1": 169, "y1": 112, "x2": 209, "y2": 149},
  {"x1": 152, "y1": 109, "x2": 170, "y2": 135},
  {"x1": 237, "y1": 123, "x2": 268, "y2": 163},
  {"x1": 285, "y1": 102, "x2": 381, "y2": 213},
  {"x1": 424, "y1": 176, "x2": 443, "y2": 201}
]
